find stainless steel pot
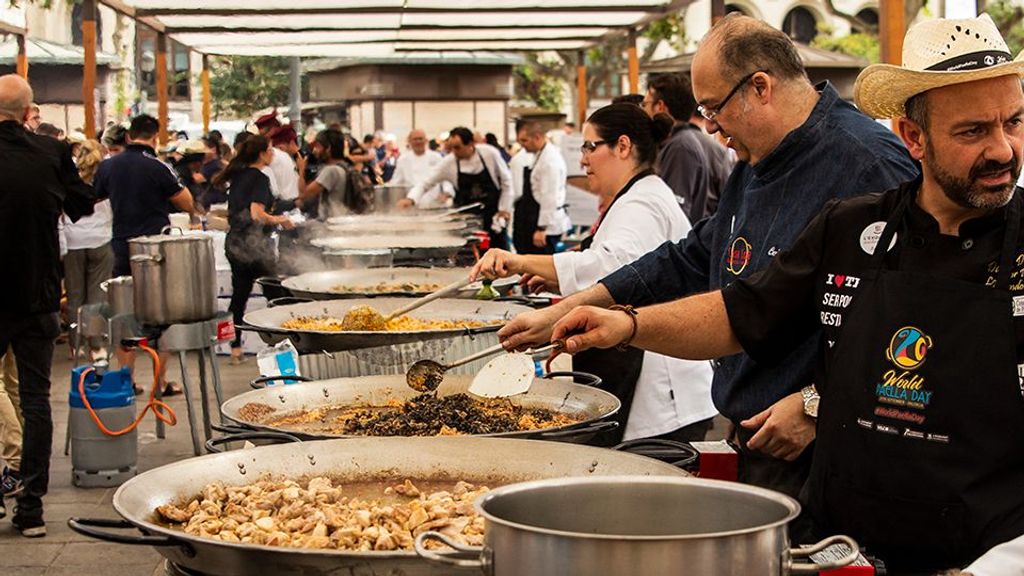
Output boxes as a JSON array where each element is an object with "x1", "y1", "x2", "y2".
[
  {"x1": 373, "y1": 184, "x2": 412, "y2": 211},
  {"x1": 129, "y1": 228, "x2": 217, "y2": 325},
  {"x1": 416, "y1": 476, "x2": 858, "y2": 576},
  {"x1": 100, "y1": 276, "x2": 134, "y2": 316},
  {"x1": 68, "y1": 437, "x2": 689, "y2": 576},
  {"x1": 321, "y1": 248, "x2": 394, "y2": 269}
]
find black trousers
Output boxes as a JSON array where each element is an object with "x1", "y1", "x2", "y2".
[
  {"x1": 227, "y1": 255, "x2": 273, "y2": 349},
  {"x1": 0, "y1": 313, "x2": 59, "y2": 522}
]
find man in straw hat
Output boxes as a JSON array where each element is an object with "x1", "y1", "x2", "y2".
[
  {"x1": 530, "y1": 13, "x2": 1024, "y2": 573},
  {"x1": 494, "y1": 12, "x2": 918, "y2": 533}
]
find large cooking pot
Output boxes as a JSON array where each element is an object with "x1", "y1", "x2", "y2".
[
  {"x1": 129, "y1": 227, "x2": 217, "y2": 325},
  {"x1": 100, "y1": 276, "x2": 134, "y2": 317},
  {"x1": 218, "y1": 371, "x2": 619, "y2": 444},
  {"x1": 416, "y1": 476, "x2": 859, "y2": 576},
  {"x1": 68, "y1": 437, "x2": 688, "y2": 576}
]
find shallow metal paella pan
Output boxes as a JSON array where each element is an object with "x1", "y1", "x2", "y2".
[
  {"x1": 275, "y1": 267, "x2": 519, "y2": 300},
  {"x1": 219, "y1": 371, "x2": 618, "y2": 444},
  {"x1": 239, "y1": 297, "x2": 532, "y2": 353},
  {"x1": 68, "y1": 437, "x2": 689, "y2": 576}
]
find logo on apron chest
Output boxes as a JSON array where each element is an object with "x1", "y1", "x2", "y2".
[{"x1": 873, "y1": 326, "x2": 937, "y2": 426}]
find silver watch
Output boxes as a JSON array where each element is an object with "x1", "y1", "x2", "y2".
[{"x1": 801, "y1": 385, "x2": 820, "y2": 419}]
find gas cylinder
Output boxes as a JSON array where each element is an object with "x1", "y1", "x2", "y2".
[{"x1": 68, "y1": 363, "x2": 137, "y2": 487}]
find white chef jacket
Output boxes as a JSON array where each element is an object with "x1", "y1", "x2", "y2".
[
  {"x1": 552, "y1": 174, "x2": 717, "y2": 439},
  {"x1": 390, "y1": 148, "x2": 454, "y2": 209},
  {"x1": 64, "y1": 199, "x2": 113, "y2": 250},
  {"x1": 407, "y1": 144, "x2": 513, "y2": 213},
  {"x1": 265, "y1": 147, "x2": 299, "y2": 200},
  {"x1": 524, "y1": 143, "x2": 571, "y2": 236},
  {"x1": 509, "y1": 149, "x2": 534, "y2": 202},
  {"x1": 965, "y1": 534, "x2": 1024, "y2": 576}
]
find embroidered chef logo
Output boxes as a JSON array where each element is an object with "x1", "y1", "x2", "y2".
[
  {"x1": 726, "y1": 237, "x2": 752, "y2": 275},
  {"x1": 886, "y1": 326, "x2": 932, "y2": 370}
]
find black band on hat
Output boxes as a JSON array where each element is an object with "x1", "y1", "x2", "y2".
[{"x1": 925, "y1": 50, "x2": 1012, "y2": 72}]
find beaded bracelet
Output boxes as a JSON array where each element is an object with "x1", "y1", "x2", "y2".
[{"x1": 608, "y1": 304, "x2": 639, "y2": 351}]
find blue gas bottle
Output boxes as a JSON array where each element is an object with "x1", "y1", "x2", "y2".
[{"x1": 68, "y1": 364, "x2": 138, "y2": 487}]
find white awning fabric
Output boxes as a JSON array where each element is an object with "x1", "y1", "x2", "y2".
[{"x1": 101, "y1": 0, "x2": 693, "y2": 57}]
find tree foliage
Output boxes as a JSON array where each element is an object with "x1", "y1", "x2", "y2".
[
  {"x1": 812, "y1": 26, "x2": 880, "y2": 63},
  {"x1": 986, "y1": 0, "x2": 1024, "y2": 56},
  {"x1": 512, "y1": 13, "x2": 686, "y2": 111},
  {"x1": 208, "y1": 55, "x2": 291, "y2": 119}
]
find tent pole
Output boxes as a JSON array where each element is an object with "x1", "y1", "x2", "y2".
[
  {"x1": 627, "y1": 29, "x2": 639, "y2": 94},
  {"x1": 156, "y1": 31, "x2": 169, "y2": 145},
  {"x1": 880, "y1": 0, "x2": 905, "y2": 66},
  {"x1": 82, "y1": 0, "x2": 97, "y2": 138},
  {"x1": 16, "y1": 33, "x2": 28, "y2": 79},
  {"x1": 202, "y1": 54, "x2": 211, "y2": 134},
  {"x1": 576, "y1": 49, "x2": 587, "y2": 127}
]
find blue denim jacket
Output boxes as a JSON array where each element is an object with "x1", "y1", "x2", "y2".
[{"x1": 600, "y1": 82, "x2": 920, "y2": 423}]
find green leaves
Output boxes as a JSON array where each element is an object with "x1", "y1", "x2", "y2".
[{"x1": 208, "y1": 55, "x2": 291, "y2": 119}]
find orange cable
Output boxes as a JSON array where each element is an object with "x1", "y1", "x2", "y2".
[{"x1": 77, "y1": 343, "x2": 177, "y2": 437}]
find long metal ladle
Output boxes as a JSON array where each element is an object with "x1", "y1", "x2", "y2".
[{"x1": 406, "y1": 341, "x2": 563, "y2": 393}]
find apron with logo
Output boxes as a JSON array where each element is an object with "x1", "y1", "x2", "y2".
[
  {"x1": 808, "y1": 188, "x2": 1024, "y2": 571},
  {"x1": 456, "y1": 152, "x2": 507, "y2": 251},
  {"x1": 572, "y1": 170, "x2": 654, "y2": 445}
]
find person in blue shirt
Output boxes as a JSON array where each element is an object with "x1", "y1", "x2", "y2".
[{"x1": 496, "y1": 13, "x2": 920, "y2": 531}]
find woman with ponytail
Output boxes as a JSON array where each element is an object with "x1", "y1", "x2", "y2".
[
  {"x1": 217, "y1": 135, "x2": 295, "y2": 363},
  {"x1": 471, "y1": 103, "x2": 716, "y2": 445}
]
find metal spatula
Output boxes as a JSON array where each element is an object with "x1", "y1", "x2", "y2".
[{"x1": 469, "y1": 341, "x2": 564, "y2": 398}]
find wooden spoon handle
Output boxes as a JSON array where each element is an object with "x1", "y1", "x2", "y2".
[
  {"x1": 445, "y1": 342, "x2": 507, "y2": 370},
  {"x1": 384, "y1": 276, "x2": 474, "y2": 321}
]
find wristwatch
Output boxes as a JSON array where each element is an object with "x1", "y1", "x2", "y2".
[{"x1": 801, "y1": 385, "x2": 820, "y2": 419}]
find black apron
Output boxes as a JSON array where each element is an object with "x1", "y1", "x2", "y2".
[
  {"x1": 809, "y1": 188, "x2": 1024, "y2": 572},
  {"x1": 456, "y1": 152, "x2": 508, "y2": 251},
  {"x1": 572, "y1": 170, "x2": 654, "y2": 446},
  {"x1": 513, "y1": 147, "x2": 558, "y2": 255}
]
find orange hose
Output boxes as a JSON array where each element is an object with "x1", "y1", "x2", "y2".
[{"x1": 77, "y1": 343, "x2": 177, "y2": 437}]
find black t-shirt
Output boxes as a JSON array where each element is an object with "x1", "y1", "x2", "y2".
[
  {"x1": 95, "y1": 143, "x2": 184, "y2": 242},
  {"x1": 721, "y1": 180, "x2": 1024, "y2": 391},
  {"x1": 226, "y1": 167, "x2": 274, "y2": 259}
]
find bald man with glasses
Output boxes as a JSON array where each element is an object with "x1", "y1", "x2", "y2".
[{"x1": 496, "y1": 14, "x2": 919, "y2": 530}]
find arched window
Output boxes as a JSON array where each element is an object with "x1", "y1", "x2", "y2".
[
  {"x1": 782, "y1": 6, "x2": 818, "y2": 44},
  {"x1": 854, "y1": 7, "x2": 879, "y2": 33},
  {"x1": 71, "y1": 3, "x2": 103, "y2": 47}
]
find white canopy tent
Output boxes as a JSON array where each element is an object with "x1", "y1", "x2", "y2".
[{"x1": 68, "y1": 0, "x2": 694, "y2": 137}]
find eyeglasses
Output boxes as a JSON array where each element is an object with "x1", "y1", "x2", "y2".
[
  {"x1": 697, "y1": 71, "x2": 763, "y2": 123},
  {"x1": 580, "y1": 140, "x2": 609, "y2": 154}
]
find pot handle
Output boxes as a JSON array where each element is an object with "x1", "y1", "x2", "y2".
[
  {"x1": 161, "y1": 225, "x2": 186, "y2": 235},
  {"x1": 267, "y1": 296, "x2": 314, "y2": 308},
  {"x1": 68, "y1": 517, "x2": 193, "y2": 555},
  {"x1": 129, "y1": 254, "x2": 163, "y2": 264},
  {"x1": 414, "y1": 531, "x2": 488, "y2": 570},
  {"x1": 538, "y1": 419, "x2": 618, "y2": 439},
  {"x1": 205, "y1": 430, "x2": 303, "y2": 453},
  {"x1": 543, "y1": 370, "x2": 602, "y2": 388},
  {"x1": 250, "y1": 374, "x2": 314, "y2": 389},
  {"x1": 786, "y1": 535, "x2": 861, "y2": 574},
  {"x1": 612, "y1": 439, "x2": 699, "y2": 470}
]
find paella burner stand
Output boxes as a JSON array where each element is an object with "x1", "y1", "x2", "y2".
[{"x1": 155, "y1": 319, "x2": 229, "y2": 456}]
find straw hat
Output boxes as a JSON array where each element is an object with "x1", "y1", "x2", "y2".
[{"x1": 854, "y1": 13, "x2": 1024, "y2": 119}]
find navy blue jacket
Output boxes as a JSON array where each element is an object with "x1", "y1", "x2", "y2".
[{"x1": 600, "y1": 82, "x2": 920, "y2": 422}]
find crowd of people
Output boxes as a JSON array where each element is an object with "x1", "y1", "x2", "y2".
[{"x1": 3, "y1": 8, "x2": 1024, "y2": 573}]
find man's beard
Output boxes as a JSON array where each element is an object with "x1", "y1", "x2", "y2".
[{"x1": 928, "y1": 146, "x2": 1020, "y2": 210}]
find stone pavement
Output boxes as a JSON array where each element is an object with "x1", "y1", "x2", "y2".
[{"x1": 0, "y1": 347, "x2": 262, "y2": 576}]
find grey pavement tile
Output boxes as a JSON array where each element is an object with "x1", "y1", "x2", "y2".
[
  {"x1": 0, "y1": 568, "x2": 47, "y2": 576},
  {"x1": 53, "y1": 542, "x2": 162, "y2": 567},
  {"x1": 0, "y1": 540, "x2": 64, "y2": 567},
  {"x1": 46, "y1": 563, "x2": 162, "y2": 576}
]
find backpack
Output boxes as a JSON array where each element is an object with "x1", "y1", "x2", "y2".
[{"x1": 344, "y1": 168, "x2": 375, "y2": 214}]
